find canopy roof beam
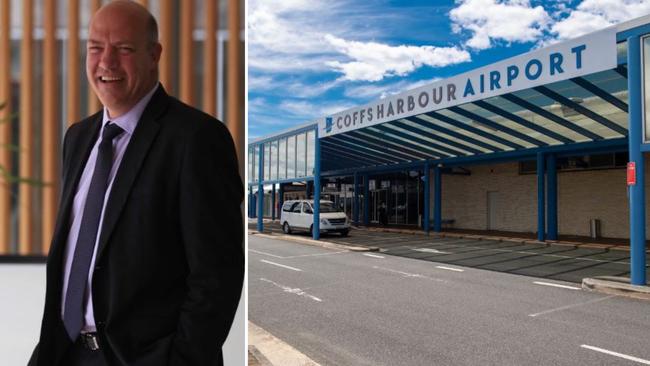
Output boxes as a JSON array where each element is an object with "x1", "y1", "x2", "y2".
[
  {"x1": 533, "y1": 85, "x2": 628, "y2": 136},
  {"x1": 500, "y1": 93, "x2": 604, "y2": 141},
  {"x1": 473, "y1": 100, "x2": 574, "y2": 144},
  {"x1": 448, "y1": 106, "x2": 548, "y2": 147},
  {"x1": 409, "y1": 116, "x2": 504, "y2": 153}
]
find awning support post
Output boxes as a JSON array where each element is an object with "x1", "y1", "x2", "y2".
[
  {"x1": 627, "y1": 35, "x2": 647, "y2": 286},
  {"x1": 537, "y1": 152, "x2": 545, "y2": 242}
]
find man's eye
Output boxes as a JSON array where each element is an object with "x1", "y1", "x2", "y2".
[
  {"x1": 88, "y1": 46, "x2": 102, "y2": 52},
  {"x1": 119, "y1": 47, "x2": 134, "y2": 53}
]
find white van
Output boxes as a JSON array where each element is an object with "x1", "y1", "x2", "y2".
[{"x1": 280, "y1": 200, "x2": 350, "y2": 236}]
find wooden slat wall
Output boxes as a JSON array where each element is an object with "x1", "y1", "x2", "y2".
[
  {"x1": 203, "y1": 0, "x2": 217, "y2": 116},
  {"x1": 4, "y1": 0, "x2": 244, "y2": 256},
  {"x1": 42, "y1": 0, "x2": 59, "y2": 254},
  {"x1": 227, "y1": 0, "x2": 243, "y2": 162},
  {"x1": 0, "y1": 0, "x2": 11, "y2": 253},
  {"x1": 179, "y1": 0, "x2": 194, "y2": 106},
  {"x1": 159, "y1": 0, "x2": 174, "y2": 93},
  {"x1": 87, "y1": 0, "x2": 101, "y2": 115},
  {"x1": 67, "y1": 0, "x2": 80, "y2": 126},
  {"x1": 19, "y1": 0, "x2": 34, "y2": 255}
]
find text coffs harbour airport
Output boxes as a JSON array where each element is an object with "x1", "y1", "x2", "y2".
[{"x1": 320, "y1": 28, "x2": 617, "y2": 138}]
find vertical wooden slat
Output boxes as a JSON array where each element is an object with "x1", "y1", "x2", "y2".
[
  {"x1": 0, "y1": 0, "x2": 11, "y2": 253},
  {"x1": 136, "y1": 0, "x2": 148, "y2": 7},
  {"x1": 67, "y1": 0, "x2": 80, "y2": 126},
  {"x1": 203, "y1": 0, "x2": 217, "y2": 116},
  {"x1": 87, "y1": 0, "x2": 101, "y2": 115},
  {"x1": 159, "y1": 0, "x2": 174, "y2": 93},
  {"x1": 179, "y1": 0, "x2": 194, "y2": 105},
  {"x1": 227, "y1": 0, "x2": 243, "y2": 161},
  {"x1": 42, "y1": 0, "x2": 59, "y2": 254},
  {"x1": 19, "y1": 0, "x2": 34, "y2": 255}
]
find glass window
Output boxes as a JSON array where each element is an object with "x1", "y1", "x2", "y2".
[
  {"x1": 306, "y1": 130, "x2": 315, "y2": 176},
  {"x1": 270, "y1": 140, "x2": 278, "y2": 181},
  {"x1": 287, "y1": 135, "x2": 296, "y2": 178},
  {"x1": 296, "y1": 133, "x2": 306, "y2": 177},
  {"x1": 248, "y1": 147, "x2": 254, "y2": 183},
  {"x1": 264, "y1": 143, "x2": 270, "y2": 181},
  {"x1": 253, "y1": 146, "x2": 260, "y2": 182},
  {"x1": 278, "y1": 138, "x2": 287, "y2": 180}
]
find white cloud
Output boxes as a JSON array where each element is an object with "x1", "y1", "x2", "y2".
[
  {"x1": 551, "y1": 0, "x2": 650, "y2": 40},
  {"x1": 279, "y1": 100, "x2": 356, "y2": 119},
  {"x1": 344, "y1": 78, "x2": 441, "y2": 100},
  {"x1": 450, "y1": 0, "x2": 551, "y2": 50},
  {"x1": 325, "y1": 35, "x2": 470, "y2": 81}
]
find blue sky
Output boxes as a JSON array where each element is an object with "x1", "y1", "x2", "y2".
[{"x1": 248, "y1": 0, "x2": 650, "y2": 141}]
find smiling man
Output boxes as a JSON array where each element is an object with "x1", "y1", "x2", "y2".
[{"x1": 28, "y1": 1, "x2": 244, "y2": 365}]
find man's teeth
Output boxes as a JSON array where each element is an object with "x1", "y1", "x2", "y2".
[{"x1": 100, "y1": 76, "x2": 123, "y2": 82}]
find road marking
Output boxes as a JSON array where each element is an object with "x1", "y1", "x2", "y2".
[
  {"x1": 286, "y1": 251, "x2": 348, "y2": 259},
  {"x1": 363, "y1": 253, "x2": 385, "y2": 259},
  {"x1": 581, "y1": 345, "x2": 650, "y2": 365},
  {"x1": 436, "y1": 266, "x2": 464, "y2": 272},
  {"x1": 260, "y1": 260, "x2": 302, "y2": 272},
  {"x1": 372, "y1": 266, "x2": 443, "y2": 282},
  {"x1": 528, "y1": 295, "x2": 616, "y2": 317},
  {"x1": 260, "y1": 278, "x2": 322, "y2": 302},
  {"x1": 412, "y1": 248, "x2": 451, "y2": 254},
  {"x1": 250, "y1": 249, "x2": 284, "y2": 258},
  {"x1": 533, "y1": 281, "x2": 581, "y2": 290}
]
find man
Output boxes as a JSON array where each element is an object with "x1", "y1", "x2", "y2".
[{"x1": 29, "y1": 1, "x2": 244, "y2": 365}]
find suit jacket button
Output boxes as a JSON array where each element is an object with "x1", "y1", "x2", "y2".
[
  {"x1": 94, "y1": 265, "x2": 101, "y2": 271},
  {"x1": 97, "y1": 321, "x2": 105, "y2": 327}
]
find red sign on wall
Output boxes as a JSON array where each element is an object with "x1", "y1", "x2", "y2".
[{"x1": 627, "y1": 162, "x2": 636, "y2": 186}]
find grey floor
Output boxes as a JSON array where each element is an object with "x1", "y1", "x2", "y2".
[{"x1": 0, "y1": 264, "x2": 245, "y2": 366}]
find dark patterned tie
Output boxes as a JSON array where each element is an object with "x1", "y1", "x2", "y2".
[{"x1": 63, "y1": 122, "x2": 124, "y2": 341}]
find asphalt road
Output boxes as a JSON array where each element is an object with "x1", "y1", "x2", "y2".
[
  {"x1": 249, "y1": 235, "x2": 650, "y2": 366},
  {"x1": 250, "y1": 222, "x2": 648, "y2": 283}
]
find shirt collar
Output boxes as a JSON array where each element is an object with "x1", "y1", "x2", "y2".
[{"x1": 101, "y1": 82, "x2": 160, "y2": 135}]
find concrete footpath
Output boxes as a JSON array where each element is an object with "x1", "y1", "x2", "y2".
[{"x1": 248, "y1": 322, "x2": 320, "y2": 366}]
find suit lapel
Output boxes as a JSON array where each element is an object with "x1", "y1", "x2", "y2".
[
  {"x1": 96, "y1": 86, "x2": 170, "y2": 261},
  {"x1": 48, "y1": 116, "x2": 101, "y2": 265}
]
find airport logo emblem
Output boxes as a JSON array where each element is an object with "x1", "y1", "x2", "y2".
[{"x1": 324, "y1": 117, "x2": 333, "y2": 133}]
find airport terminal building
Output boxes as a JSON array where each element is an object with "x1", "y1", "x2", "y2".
[{"x1": 248, "y1": 16, "x2": 650, "y2": 285}]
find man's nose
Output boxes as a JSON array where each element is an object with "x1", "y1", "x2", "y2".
[{"x1": 98, "y1": 47, "x2": 118, "y2": 70}]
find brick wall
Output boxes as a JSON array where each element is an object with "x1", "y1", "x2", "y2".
[{"x1": 431, "y1": 159, "x2": 650, "y2": 240}]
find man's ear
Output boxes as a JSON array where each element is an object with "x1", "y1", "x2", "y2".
[{"x1": 151, "y1": 42, "x2": 162, "y2": 63}]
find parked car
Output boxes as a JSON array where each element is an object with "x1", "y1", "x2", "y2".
[{"x1": 280, "y1": 200, "x2": 350, "y2": 236}]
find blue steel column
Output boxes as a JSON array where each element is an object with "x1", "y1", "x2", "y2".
[
  {"x1": 257, "y1": 146, "x2": 264, "y2": 232},
  {"x1": 278, "y1": 183, "x2": 284, "y2": 219},
  {"x1": 353, "y1": 173, "x2": 359, "y2": 225},
  {"x1": 423, "y1": 162, "x2": 430, "y2": 234},
  {"x1": 627, "y1": 36, "x2": 647, "y2": 285},
  {"x1": 546, "y1": 154, "x2": 558, "y2": 240},
  {"x1": 537, "y1": 152, "x2": 545, "y2": 242},
  {"x1": 248, "y1": 187, "x2": 253, "y2": 218},
  {"x1": 271, "y1": 184, "x2": 276, "y2": 221},
  {"x1": 434, "y1": 165, "x2": 441, "y2": 232},
  {"x1": 363, "y1": 174, "x2": 369, "y2": 226},
  {"x1": 313, "y1": 128, "x2": 321, "y2": 240},
  {"x1": 251, "y1": 189, "x2": 256, "y2": 218}
]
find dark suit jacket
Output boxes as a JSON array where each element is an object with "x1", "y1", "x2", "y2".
[{"x1": 29, "y1": 86, "x2": 244, "y2": 366}]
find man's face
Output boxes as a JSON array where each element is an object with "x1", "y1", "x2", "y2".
[{"x1": 86, "y1": 6, "x2": 161, "y2": 117}]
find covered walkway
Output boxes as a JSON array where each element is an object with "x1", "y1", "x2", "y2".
[{"x1": 249, "y1": 17, "x2": 650, "y2": 285}]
